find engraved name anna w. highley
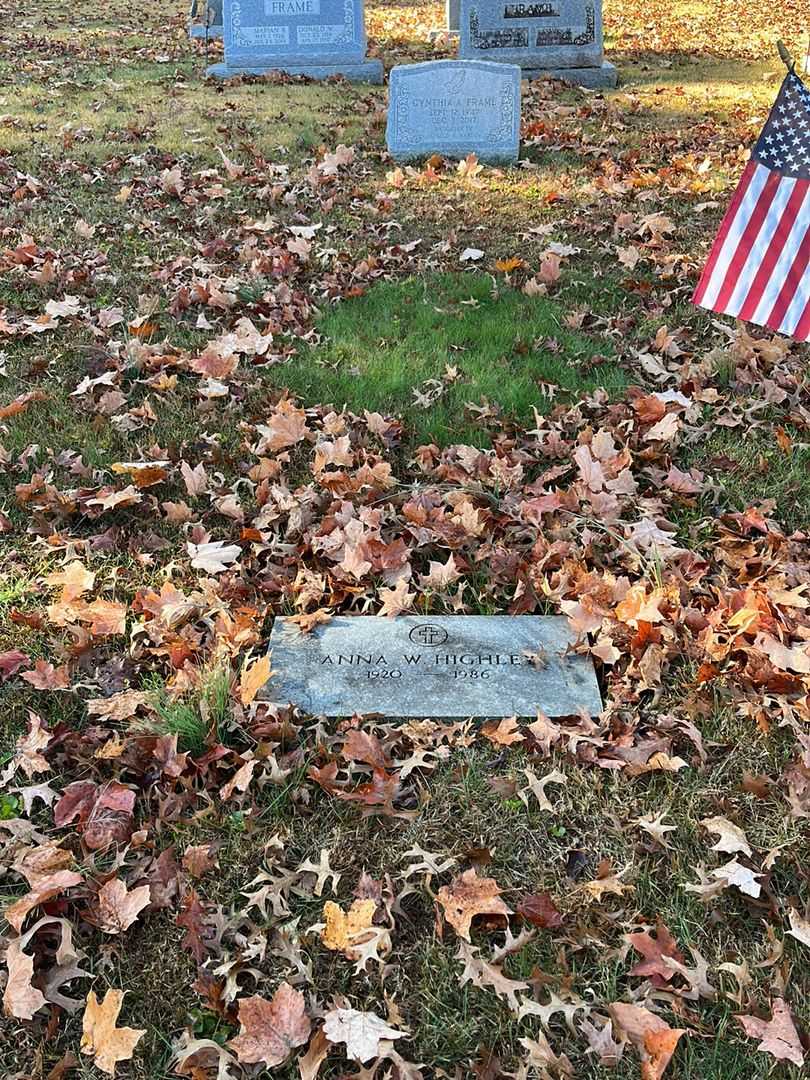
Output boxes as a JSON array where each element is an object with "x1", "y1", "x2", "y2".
[{"x1": 319, "y1": 652, "x2": 527, "y2": 665}]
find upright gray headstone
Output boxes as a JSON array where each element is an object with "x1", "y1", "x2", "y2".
[
  {"x1": 387, "y1": 60, "x2": 520, "y2": 164},
  {"x1": 459, "y1": 0, "x2": 616, "y2": 88},
  {"x1": 189, "y1": 0, "x2": 223, "y2": 38},
  {"x1": 208, "y1": 0, "x2": 383, "y2": 82},
  {"x1": 262, "y1": 615, "x2": 602, "y2": 718}
]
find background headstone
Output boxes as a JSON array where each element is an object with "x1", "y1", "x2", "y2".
[
  {"x1": 387, "y1": 60, "x2": 520, "y2": 163},
  {"x1": 189, "y1": 0, "x2": 223, "y2": 38},
  {"x1": 429, "y1": 0, "x2": 460, "y2": 40},
  {"x1": 262, "y1": 615, "x2": 602, "y2": 718},
  {"x1": 208, "y1": 0, "x2": 383, "y2": 82},
  {"x1": 459, "y1": 0, "x2": 617, "y2": 88}
]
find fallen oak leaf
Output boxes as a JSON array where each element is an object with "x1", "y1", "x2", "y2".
[
  {"x1": 228, "y1": 983, "x2": 311, "y2": 1067},
  {"x1": 81, "y1": 989, "x2": 145, "y2": 1076},
  {"x1": 481, "y1": 715, "x2": 524, "y2": 747},
  {"x1": 626, "y1": 922, "x2": 684, "y2": 986},
  {"x1": 437, "y1": 867, "x2": 511, "y2": 941},
  {"x1": 517, "y1": 891, "x2": 564, "y2": 928}
]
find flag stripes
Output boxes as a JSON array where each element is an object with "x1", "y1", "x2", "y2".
[{"x1": 693, "y1": 72, "x2": 810, "y2": 342}]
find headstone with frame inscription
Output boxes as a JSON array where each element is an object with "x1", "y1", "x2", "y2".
[
  {"x1": 208, "y1": 0, "x2": 383, "y2": 82},
  {"x1": 458, "y1": 0, "x2": 617, "y2": 88}
]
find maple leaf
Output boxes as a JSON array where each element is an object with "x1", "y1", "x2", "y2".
[
  {"x1": 81, "y1": 990, "x2": 145, "y2": 1075},
  {"x1": 182, "y1": 843, "x2": 218, "y2": 880},
  {"x1": 180, "y1": 460, "x2": 208, "y2": 496},
  {"x1": 737, "y1": 999, "x2": 804, "y2": 1068},
  {"x1": 20, "y1": 659, "x2": 70, "y2": 690},
  {"x1": 378, "y1": 578, "x2": 415, "y2": 617},
  {"x1": 228, "y1": 983, "x2": 311, "y2": 1066},
  {"x1": 95, "y1": 878, "x2": 152, "y2": 934},
  {"x1": 419, "y1": 553, "x2": 460, "y2": 590},
  {"x1": 187, "y1": 540, "x2": 242, "y2": 574},
  {"x1": 457, "y1": 153, "x2": 483, "y2": 179},
  {"x1": 609, "y1": 1003, "x2": 686, "y2": 1080},
  {"x1": 239, "y1": 653, "x2": 273, "y2": 705},
  {"x1": 437, "y1": 868, "x2": 511, "y2": 941},
  {"x1": 481, "y1": 716, "x2": 524, "y2": 747},
  {"x1": 323, "y1": 1007, "x2": 406, "y2": 1063},
  {"x1": 256, "y1": 399, "x2": 309, "y2": 452},
  {"x1": 321, "y1": 898, "x2": 376, "y2": 951}
]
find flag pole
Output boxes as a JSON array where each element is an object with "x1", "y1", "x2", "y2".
[{"x1": 777, "y1": 39, "x2": 796, "y2": 73}]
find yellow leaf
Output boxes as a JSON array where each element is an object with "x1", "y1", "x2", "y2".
[
  {"x1": 321, "y1": 899, "x2": 376, "y2": 952},
  {"x1": 239, "y1": 653, "x2": 273, "y2": 706}
]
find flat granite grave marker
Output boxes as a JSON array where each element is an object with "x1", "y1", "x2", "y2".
[
  {"x1": 208, "y1": 0, "x2": 383, "y2": 82},
  {"x1": 262, "y1": 615, "x2": 602, "y2": 717},
  {"x1": 458, "y1": 0, "x2": 617, "y2": 88},
  {"x1": 386, "y1": 59, "x2": 520, "y2": 164}
]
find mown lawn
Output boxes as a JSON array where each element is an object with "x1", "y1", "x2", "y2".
[{"x1": 1, "y1": 1, "x2": 810, "y2": 1078}]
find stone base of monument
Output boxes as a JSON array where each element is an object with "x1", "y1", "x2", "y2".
[
  {"x1": 524, "y1": 60, "x2": 617, "y2": 89},
  {"x1": 206, "y1": 59, "x2": 383, "y2": 82},
  {"x1": 189, "y1": 22, "x2": 223, "y2": 37}
]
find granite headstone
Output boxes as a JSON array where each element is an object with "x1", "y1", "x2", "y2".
[
  {"x1": 208, "y1": 0, "x2": 383, "y2": 82},
  {"x1": 261, "y1": 615, "x2": 602, "y2": 717},
  {"x1": 387, "y1": 59, "x2": 520, "y2": 164},
  {"x1": 459, "y1": 0, "x2": 616, "y2": 88},
  {"x1": 189, "y1": 0, "x2": 223, "y2": 39}
]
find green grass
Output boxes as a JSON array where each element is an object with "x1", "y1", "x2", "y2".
[
  {"x1": 143, "y1": 664, "x2": 233, "y2": 752},
  {"x1": 270, "y1": 273, "x2": 627, "y2": 444}
]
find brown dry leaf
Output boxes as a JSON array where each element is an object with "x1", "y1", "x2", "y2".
[
  {"x1": 257, "y1": 399, "x2": 309, "y2": 452},
  {"x1": 43, "y1": 560, "x2": 95, "y2": 601},
  {"x1": 20, "y1": 660, "x2": 70, "y2": 690},
  {"x1": 240, "y1": 653, "x2": 273, "y2": 706},
  {"x1": 6, "y1": 869, "x2": 83, "y2": 932},
  {"x1": 626, "y1": 923, "x2": 684, "y2": 985},
  {"x1": 228, "y1": 983, "x2": 311, "y2": 1066},
  {"x1": 481, "y1": 716, "x2": 524, "y2": 747},
  {"x1": 298, "y1": 1026, "x2": 330, "y2": 1080},
  {"x1": 81, "y1": 989, "x2": 146, "y2": 1076},
  {"x1": 437, "y1": 868, "x2": 511, "y2": 941},
  {"x1": 182, "y1": 843, "x2": 218, "y2": 880},
  {"x1": 321, "y1": 898, "x2": 376, "y2": 952},
  {"x1": 15, "y1": 712, "x2": 51, "y2": 777},
  {"x1": 3, "y1": 939, "x2": 47, "y2": 1020},
  {"x1": 96, "y1": 878, "x2": 152, "y2": 934},
  {"x1": 609, "y1": 1002, "x2": 686, "y2": 1080},
  {"x1": 737, "y1": 999, "x2": 805, "y2": 1068}
]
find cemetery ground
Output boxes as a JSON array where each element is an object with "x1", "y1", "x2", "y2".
[{"x1": 3, "y1": 0, "x2": 810, "y2": 1077}]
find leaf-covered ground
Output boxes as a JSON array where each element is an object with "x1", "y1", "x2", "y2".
[{"x1": 1, "y1": 1, "x2": 810, "y2": 1078}]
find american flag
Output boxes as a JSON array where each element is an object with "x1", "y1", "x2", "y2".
[{"x1": 694, "y1": 71, "x2": 810, "y2": 341}]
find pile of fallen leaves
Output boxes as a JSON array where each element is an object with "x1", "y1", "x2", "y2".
[{"x1": 2, "y1": 315, "x2": 810, "y2": 1076}]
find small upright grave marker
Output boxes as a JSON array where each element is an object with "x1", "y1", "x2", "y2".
[
  {"x1": 208, "y1": 0, "x2": 383, "y2": 82},
  {"x1": 262, "y1": 615, "x2": 602, "y2": 717},
  {"x1": 459, "y1": 0, "x2": 617, "y2": 88},
  {"x1": 387, "y1": 59, "x2": 520, "y2": 164}
]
